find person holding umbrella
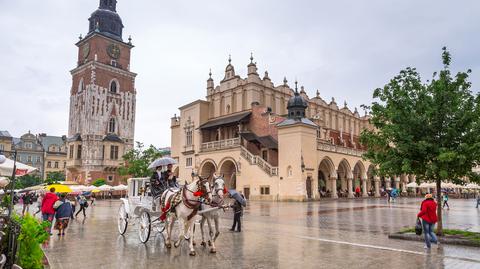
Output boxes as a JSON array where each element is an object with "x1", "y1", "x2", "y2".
[
  {"x1": 228, "y1": 190, "x2": 246, "y2": 232},
  {"x1": 164, "y1": 164, "x2": 178, "y2": 188}
]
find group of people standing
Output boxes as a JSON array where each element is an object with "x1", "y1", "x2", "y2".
[{"x1": 37, "y1": 187, "x2": 91, "y2": 236}]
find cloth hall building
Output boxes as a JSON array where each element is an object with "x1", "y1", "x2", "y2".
[{"x1": 171, "y1": 57, "x2": 415, "y2": 201}]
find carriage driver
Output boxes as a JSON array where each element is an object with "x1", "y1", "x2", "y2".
[
  {"x1": 163, "y1": 164, "x2": 179, "y2": 189},
  {"x1": 150, "y1": 165, "x2": 167, "y2": 198}
]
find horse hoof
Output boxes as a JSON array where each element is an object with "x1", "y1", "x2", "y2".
[
  {"x1": 192, "y1": 241, "x2": 196, "y2": 246},
  {"x1": 201, "y1": 241, "x2": 206, "y2": 247},
  {"x1": 189, "y1": 251, "x2": 196, "y2": 256},
  {"x1": 210, "y1": 248, "x2": 216, "y2": 254},
  {"x1": 174, "y1": 243, "x2": 179, "y2": 248},
  {"x1": 208, "y1": 241, "x2": 212, "y2": 247},
  {"x1": 165, "y1": 243, "x2": 172, "y2": 248}
]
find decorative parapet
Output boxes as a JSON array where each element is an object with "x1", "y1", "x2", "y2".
[
  {"x1": 317, "y1": 140, "x2": 365, "y2": 157},
  {"x1": 200, "y1": 137, "x2": 240, "y2": 152}
]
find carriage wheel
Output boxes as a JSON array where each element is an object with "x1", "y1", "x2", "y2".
[
  {"x1": 117, "y1": 204, "x2": 128, "y2": 235},
  {"x1": 138, "y1": 211, "x2": 151, "y2": 243}
]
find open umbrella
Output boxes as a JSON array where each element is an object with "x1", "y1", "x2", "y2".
[
  {"x1": 45, "y1": 184, "x2": 72, "y2": 193},
  {"x1": 227, "y1": 189, "x2": 246, "y2": 206},
  {"x1": 148, "y1": 157, "x2": 177, "y2": 170},
  {"x1": 0, "y1": 157, "x2": 37, "y2": 177},
  {"x1": 97, "y1": 185, "x2": 113, "y2": 191},
  {"x1": 20, "y1": 183, "x2": 47, "y2": 193},
  {"x1": 113, "y1": 184, "x2": 127, "y2": 191}
]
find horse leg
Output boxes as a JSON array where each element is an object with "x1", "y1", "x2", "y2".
[
  {"x1": 210, "y1": 214, "x2": 220, "y2": 253},
  {"x1": 174, "y1": 218, "x2": 184, "y2": 248},
  {"x1": 186, "y1": 219, "x2": 196, "y2": 256},
  {"x1": 206, "y1": 217, "x2": 213, "y2": 247},
  {"x1": 165, "y1": 215, "x2": 172, "y2": 248},
  {"x1": 200, "y1": 216, "x2": 207, "y2": 247}
]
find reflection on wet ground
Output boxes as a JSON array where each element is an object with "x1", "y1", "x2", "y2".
[{"x1": 43, "y1": 198, "x2": 480, "y2": 269}]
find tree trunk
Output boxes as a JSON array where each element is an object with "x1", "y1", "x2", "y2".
[{"x1": 436, "y1": 179, "x2": 443, "y2": 236}]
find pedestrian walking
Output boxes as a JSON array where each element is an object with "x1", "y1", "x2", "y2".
[
  {"x1": 33, "y1": 192, "x2": 44, "y2": 216},
  {"x1": 442, "y1": 192, "x2": 450, "y2": 209},
  {"x1": 75, "y1": 194, "x2": 88, "y2": 218},
  {"x1": 386, "y1": 188, "x2": 391, "y2": 203},
  {"x1": 417, "y1": 193, "x2": 439, "y2": 249},
  {"x1": 53, "y1": 193, "x2": 73, "y2": 236},
  {"x1": 355, "y1": 186, "x2": 361, "y2": 197},
  {"x1": 41, "y1": 188, "x2": 59, "y2": 234},
  {"x1": 230, "y1": 192, "x2": 245, "y2": 232},
  {"x1": 21, "y1": 192, "x2": 33, "y2": 216},
  {"x1": 476, "y1": 196, "x2": 480, "y2": 208},
  {"x1": 90, "y1": 194, "x2": 96, "y2": 206},
  {"x1": 70, "y1": 195, "x2": 77, "y2": 219}
]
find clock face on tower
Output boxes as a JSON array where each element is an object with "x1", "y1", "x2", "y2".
[
  {"x1": 107, "y1": 43, "x2": 121, "y2": 59},
  {"x1": 82, "y1": 43, "x2": 90, "y2": 59}
]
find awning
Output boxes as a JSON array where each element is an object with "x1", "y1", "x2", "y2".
[
  {"x1": 199, "y1": 111, "x2": 251, "y2": 130},
  {"x1": 239, "y1": 132, "x2": 278, "y2": 149}
]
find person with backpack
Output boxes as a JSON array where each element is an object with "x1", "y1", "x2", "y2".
[
  {"x1": 21, "y1": 192, "x2": 33, "y2": 215},
  {"x1": 41, "y1": 187, "x2": 59, "y2": 234},
  {"x1": 442, "y1": 192, "x2": 450, "y2": 209},
  {"x1": 417, "y1": 193, "x2": 439, "y2": 249},
  {"x1": 53, "y1": 193, "x2": 73, "y2": 236},
  {"x1": 75, "y1": 194, "x2": 88, "y2": 218}
]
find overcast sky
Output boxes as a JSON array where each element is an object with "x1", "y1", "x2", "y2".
[{"x1": 1, "y1": 0, "x2": 479, "y2": 147}]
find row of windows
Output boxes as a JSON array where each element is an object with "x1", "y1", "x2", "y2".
[
  {"x1": 68, "y1": 145, "x2": 119, "y2": 160},
  {"x1": 47, "y1": 161, "x2": 66, "y2": 169},
  {"x1": 78, "y1": 79, "x2": 120, "y2": 94},
  {"x1": 16, "y1": 155, "x2": 41, "y2": 163},
  {"x1": 260, "y1": 186, "x2": 270, "y2": 195}
]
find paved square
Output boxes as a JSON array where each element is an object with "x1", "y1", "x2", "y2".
[{"x1": 43, "y1": 198, "x2": 480, "y2": 269}]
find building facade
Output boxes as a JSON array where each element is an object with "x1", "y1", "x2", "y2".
[
  {"x1": 66, "y1": 0, "x2": 136, "y2": 185},
  {"x1": 0, "y1": 131, "x2": 13, "y2": 155},
  {"x1": 38, "y1": 134, "x2": 67, "y2": 179},
  {"x1": 13, "y1": 132, "x2": 45, "y2": 178},
  {"x1": 171, "y1": 57, "x2": 413, "y2": 201}
]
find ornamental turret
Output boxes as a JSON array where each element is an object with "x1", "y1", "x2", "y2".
[{"x1": 287, "y1": 81, "x2": 308, "y2": 120}]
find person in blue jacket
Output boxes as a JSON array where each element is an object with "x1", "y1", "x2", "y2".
[{"x1": 54, "y1": 193, "x2": 73, "y2": 236}]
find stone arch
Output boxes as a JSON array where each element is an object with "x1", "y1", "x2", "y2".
[
  {"x1": 337, "y1": 159, "x2": 352, "y2": 193},
  {"x1": 199, "y1": 159, "x2": 217, "y2": 179},
  {"x1": 218, "y1": 158, "x2": 237, "y2": 189},
  {"x1": 352, "y1": 160, "x2": 367, "y2": 194},
  {"x1": 318, "y1": 157, "x2": 336, "y2": 194}
]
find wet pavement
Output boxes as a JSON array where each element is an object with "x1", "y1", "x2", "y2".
[{"x1": 41, "y1": 198, "x2": 480, "y2": 269}]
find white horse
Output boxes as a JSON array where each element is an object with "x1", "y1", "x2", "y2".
[
  {"x1": 161, "y1": 176, "x2": 212, "y2": 256},
  {"x1": 197, "y1": 175, "x2": 226, "y2": 253}
]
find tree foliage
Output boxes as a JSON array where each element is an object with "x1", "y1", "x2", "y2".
[
  {"x1": 8, "y1": 174, "x2": 42, "y2": 189},
  {"x1": 92, "y1": 178, "x2": 106, "y2": 187},
  {"x1": 360, "y1": 48, "x2": 480, "y2": 234},
  {"x1": 118, "y1": 142, "x2": 163, "y2": 178},
  {"x1": 45, "y1": 171, "x2": 66, "y2": 184}
]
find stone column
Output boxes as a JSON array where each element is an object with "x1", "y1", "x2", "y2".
[
  {"x1": 347, "y1": 177, "x2": 354, "y2": 198},
  {"x1": 401, "y1": 175, "x2": 407, "y2": 193},
  {"x1": 362, "y1": 178, "x2": 368, "y2": 197},
  {"x1": 374, "y1": 176, "x2": 381, "y2": 197},
  {"x1": 395, "y1": 177, "x2": 400, "y2": 190},
  {"x1": 330, "y1": 177, "x2": 338, "y2": 199},
  {"x1": 385, "y1": 177, "x2": 391, "y2": 189}
]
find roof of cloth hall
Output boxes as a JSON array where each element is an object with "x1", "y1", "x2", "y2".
[{"x1": 199, "y1": 111, "x2": 251, "y2": 130}]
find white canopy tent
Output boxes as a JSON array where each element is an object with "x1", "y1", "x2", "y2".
[{"x1": 0, "y1": 157, "x2": 37, "y2": 177}]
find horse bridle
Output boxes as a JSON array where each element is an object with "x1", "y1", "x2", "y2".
[
  {"x1": 209, "y1": 178, "x2": 225, "y2": 207},
  {"x1": 182, "y1": 176, "x2": 211, "y2": 209}
]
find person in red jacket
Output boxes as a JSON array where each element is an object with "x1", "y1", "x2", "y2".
[
  {"x1": 41, "y1": 187, "x2": 59, "y2": 234},
  {"x1": 417, "y1": 193, "x2": 439, "y2": 249}
]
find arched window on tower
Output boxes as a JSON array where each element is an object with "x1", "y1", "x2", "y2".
[
  {"x1": 108, "y1": 118, "x2": 116, "y2": 133},
  {"x1": 110, "y1": 80, "x2": 118, "y2": 93},
  {"x1": 78, "y1": 78, "x2": 84, "y2": 93}
]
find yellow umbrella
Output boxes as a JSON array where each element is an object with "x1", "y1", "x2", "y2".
[
  {"x1": 45, "y1": 184, "x2": 72, "y2": 193},
  {"x1": 92, "y1": 189, "x2": 101, "y2": 193}
]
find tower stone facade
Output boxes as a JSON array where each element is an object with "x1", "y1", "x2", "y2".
[{"x1": 66, "y1": 0, "x2": 136, "y2": 185}]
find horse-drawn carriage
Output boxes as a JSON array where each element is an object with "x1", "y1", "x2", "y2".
[
  {"x1": 117, "y1": 177, "x2": 166, "y2": 243},
  {"x1": 117, "y1": 174, "x2": 231, "y2": 255}
]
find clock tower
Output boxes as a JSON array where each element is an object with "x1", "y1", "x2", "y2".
[{"x1": 66, "y1": 0, "x2": 136, "y2": 185}]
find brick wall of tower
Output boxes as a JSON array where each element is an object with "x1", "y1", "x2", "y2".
[{"x1": 77, "y1": 36, "x2": 131, "y2": 72}]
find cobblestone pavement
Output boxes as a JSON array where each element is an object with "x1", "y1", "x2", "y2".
[{"x1": 42, "y1": 198, "x2": 480, "y2": 269}]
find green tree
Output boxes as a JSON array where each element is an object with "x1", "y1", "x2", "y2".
[
  {"x1": 118, "y1": 142, "x2": 163, "y2": 178},
  {"x1": 360, "y1": 47, "x2": 480, "y2": 235},
  {"x1": 8, "y1": 174, "x2": 42, "y2": 189},
  {"x1": 92, "y1": 178, "x2": 106, "y2": 187},
  {"x1": 45, "y1": 171, "x2": 65, "y2": 184}
]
